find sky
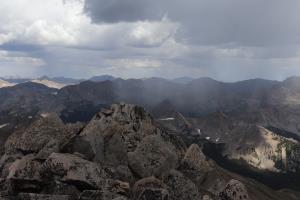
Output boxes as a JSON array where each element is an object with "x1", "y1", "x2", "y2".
[{"x1": 1, "y1": 0, "x2": 300, "y2": 81}]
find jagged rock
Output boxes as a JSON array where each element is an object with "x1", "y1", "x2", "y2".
[
  {"x1": 128, "y1": 135, "x2": 178, "y2": 178},
  {"x1": 218, "y1": 180, "x2": 249, "y2": 200},
  {"x1": 61, "y1": 136, "x2": 95, "y2": 161},
  {"x1": 17, "y1": 193, "x2": 71, "y2": 200},
  {"x1": 76, "y1": 119, "x2": 105, "y2": 162},
  {"x1": 103, "y1": 130, "x2": 128, "y2": 166},
  {"x1": 4, "y1": 114, "x2": 83, "y2": 158},
  {"x1": 76, "y1": 104, "x2": 157, "y2": 163},
  {"x1": 41, "y1": 153, "x2": 108, "y2": 190},
  {"x1": 79, "y1": 179, "x2": 129, "y2": 200},
  {"x1": 7, "y1": 114, "x2": 64, "y2": 154},
  {"x1": 162, "y1": 170, "x2": 201, "y2": 200},
  {"x1": 41, "y1": 181, "x2": 80, "y2": 198},
  {"x1": 0, "y1": 153, "x2": 23, "y2": 178},
  {"x1": 132, "y1": 177, "x2": 169, "y2": 200},
  {"x1": 179, "y1": 144, "x2": 213, "y2": 185},
  {"x1": 6, "y1": 154, "x2": 42, "y2": 192},
  {"x1": 104, "y1": 165, "x2": 135, "y2": 184},
  {"x1": 36, "y1": 140, "x2": 60, "y2": 160}
]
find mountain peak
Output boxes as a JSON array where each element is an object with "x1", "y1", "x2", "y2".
[{"x1": 30, "y1": 79, "x2": 66, "y2": 89}]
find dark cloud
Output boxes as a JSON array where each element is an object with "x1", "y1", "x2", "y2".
[
  {"x1": 84, "y1": 0, "x2": 300, "y2": 47},
  {"x1": 84, "y1": 0, "x2": 164, "y2": 23}
]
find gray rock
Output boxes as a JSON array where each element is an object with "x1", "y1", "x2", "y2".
[
  {"x1": 104, "y1": 165, "x2": 135, "y2": 184},
  {"x1": 6, "y1": 154, "x2": 42, "y2": 192},
  {"x1": 218, "y1": 180, "x2": 249, "y2": 200},
  {"x1": 103, "y1": 130, "x2": 128, "y2": 166},
  {"x1": 132, "y1": 177, "x2": 169, "y2": 200},
  {"x1": 41, "y1": 153, "x2": 108, "y2": 190},
  {"x1": 61, "y1": 136, "x2": 95, "y2": 161},
  {"x1": 128, "y1": 135, "x2": 178, "y2": 178},
  {"x1": 4, "y1": 114, "x2": 83, "y2": 158},
  {"x1": 41, "y1": 181, "x2": 80, "y2": 198},
  {"x1": 78, "y1": 119, "x2": 105, "y2": 162},
  {"x1": 179, "y1": 144, "x2": 213, "y2": 185},
  {"x1": 162, "y1": 170, "x2": 201, "y2": 200},
  {"x1": 0, "y1": 153, "x2": 23, "y2": 178},
  {"x1": 77, "y1": 104, "x2": 157, "y2": 164},
  {"x1": 79, "y1": 179, "x2": 129, "y2": 200}
]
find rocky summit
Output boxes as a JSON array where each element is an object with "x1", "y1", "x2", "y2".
[{"x1": 0, "y1": 103, "x2": 299, "y2": 200}]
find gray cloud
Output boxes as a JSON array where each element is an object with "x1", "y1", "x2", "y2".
[
  {"x1": 84, "y1": 0, "x2": 164, "y2": 23},
  {"x1": 1, "y1": 0, "x2": 300, "y2": 81},
  {"x1": 84, "y1": 0, "x2": 300, "y2": 47}
]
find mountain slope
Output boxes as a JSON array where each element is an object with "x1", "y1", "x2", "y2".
[
  {"x1": 0, "y1": 79, "x2": 15, "y2": 88},
  {"x1": 31, "y1": 79, "x2": 66, "y2": 89}
]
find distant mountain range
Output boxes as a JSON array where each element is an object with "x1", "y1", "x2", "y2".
[{"x1": 0, "y1": 75, "x2": 197, "y2": 89}]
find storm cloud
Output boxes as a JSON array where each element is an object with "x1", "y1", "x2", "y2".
[{"x1": 0, "y1": 0, "x2": 300, "y2": 81}]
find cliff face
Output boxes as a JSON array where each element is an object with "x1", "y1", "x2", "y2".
[
  {"x1": 227, "y1": 126, "x2": 300, "y2": 172},
  {"x1": 0, "y1": 103, "x2": 297, "y2": 200}
]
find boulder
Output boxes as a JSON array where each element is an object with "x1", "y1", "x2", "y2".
[
  {"x1": 41, "y1": 153, "x2": 108, "y2": 190},
  {"x1": 132, "y1": 177, "x2": 169, "y2": 200},
  {"x1": 179, "y1": 144, "x2": 213, "y2": 185},
  {"x1": 128, "y1": 135, "x2": 178, "y2": 178},
  {"x1": 79, "y1": 179, "x2": 129, "y2": 200},
  {"x1": 104, "y1": 165, "x2": 135, "y2": 184},
  {"x1": 4, "y1": 114, "x2": 83, "y2": 158},
  {"x1": 6, "y1": 154, "x2": 42, "y2": 192},
  {"x1": 41, "y1": 181, "x2": 80, "y2": 198},
  {"x1": 0, "y1": 153, "x2": 23, "y2": 178},
  {"x1": 61, "y1": 136, "x2": 96, "y2": 161},
  {"x1": 218, "y1": 179, "x2": 249, "y2": 200},
  {"x1": 162, "y1": 170, "x2": 201, "y2": 200}
]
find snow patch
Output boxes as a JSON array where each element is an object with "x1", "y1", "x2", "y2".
[
  {"x1": 41, "y1": 113, "x2": 50, "y2": 118},
  {"x1": 159, "y1": 118, "x2": 175, "y2": 121},
  {"x1": 0, "y1": 123, "x2": 9, "y2": 129}
]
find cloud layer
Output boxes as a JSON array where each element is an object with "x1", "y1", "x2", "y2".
[{"x1": 1, "y1": 0, "x2": 300, "y2": 80}]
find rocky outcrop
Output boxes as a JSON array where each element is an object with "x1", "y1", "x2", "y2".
[
  {"x1": 4, "y1": 114, "x2": 83, "y2": 157},
  {"x1": 218, "y1": 180, "x2": 249, "y2": 200},
  {"x1": 41, "y1": 153, "x2": 108, "y2": 190},
  {"x1": 163, "y1": 170, "x2": 201, "y2": 200},
  {"x1": 0, "y1": 103, "x2": 297, "y2": 200},
  {"x1": 128, "y1": 135, "x2": 179, "y2": 178},
  {"x1": 78, "y1": 179, "x2": 129, "y2": 200},
  {"x1": 132, "y1": 177, "x2": 169, "y2": 200},
  {"x1": 179, "y1": 144, "x2": 213, "y2": 185},
  {"x1": 6, "y1": 154, "x2": 43, "y2": 192}
]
